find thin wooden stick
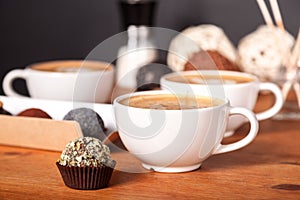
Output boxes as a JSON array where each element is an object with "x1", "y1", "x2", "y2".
[
  {"x1": 282, "y1": 74, "x2": 294, "y2": 101},
  {"x1": 293, "y1": 80, "x2": 300, "y2": 109},
  {"x1": 269, "y1": 0, "x2": 291, "y2": 72},
  {"x1": 256, "y1": 0, "x2": 274, "y2": 28},
  {"x1": 291, "y1": 38, "x2": 300, "y2": 109},
  {"x1": 269, "y1": 0, "x2": 285, "y2": 31},
  {"x1": 289, "y1": 28, "x2": 300, "y2": 67},
  {"x1": 281, "y1": 29, "x2": 300, "y2": 100}
]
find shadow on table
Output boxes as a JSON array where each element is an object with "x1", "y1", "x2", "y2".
[{"x1": 201, "y1": 120, "x2": 300, "y2": 171}]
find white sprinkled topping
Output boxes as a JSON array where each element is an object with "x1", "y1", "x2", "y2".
[{"x1": 58, "y1": 137, "x2": 116, "y2": 168}]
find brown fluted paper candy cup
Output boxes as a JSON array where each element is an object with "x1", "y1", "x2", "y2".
[{"x1": 56, "y1": 162, "x2": 114, "y2": 190}]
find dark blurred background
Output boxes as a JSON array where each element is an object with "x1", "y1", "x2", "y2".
[{"x1": 0, "y1": 0, "x2": 299, "y2": 95}]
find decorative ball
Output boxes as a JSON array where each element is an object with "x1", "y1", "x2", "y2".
[{"x1": 238, "y1": 25, "x2": 295, "y2": 81}]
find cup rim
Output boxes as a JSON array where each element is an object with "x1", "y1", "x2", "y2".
[
  {"x1": 26, "y1": 60, "x2": 114, "y2": 75},
  {"x1": 161, "y1": 70, "x2": 259, "y2": 86},
  {"x1": 113, "y1": 90, "x2": 228, "y2": 112}
]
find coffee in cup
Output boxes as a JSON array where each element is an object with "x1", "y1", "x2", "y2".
[
  {"x1": 113, "y1": 90, "x2": 259, "y2": 173},
  {"x1": 119, "y1": 93, "x2": 221, "y2": 110},
  {"x1": 166, "y1": 73, "x2": 253, "y2": 84},
  {"x1": 161, "y1": 70, "x2": 283, "y2": 137},
  {"x1": 3, "y1": 60, "x2": 114, "y2": 103}
]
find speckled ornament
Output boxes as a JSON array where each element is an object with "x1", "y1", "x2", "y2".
[
  {"x1": 238, "y1": 25, "x2": 295, "y2": 81},
  {"x1": 167, "y1": 24, "x2": 238, "y2": 71}
]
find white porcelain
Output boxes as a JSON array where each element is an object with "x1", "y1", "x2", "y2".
[
  {"x1": 3, "y1": 60, "x2": 114, "y2": 103},
  {"x1": 161, "y1": 70, "x2": 283, "y2": 137},
  {"x1": 0, "y1": 95, "x2": 116, "y2": 133},
  {"x1": 113, "y1": 90, "x2": 258, "y2": 173}
]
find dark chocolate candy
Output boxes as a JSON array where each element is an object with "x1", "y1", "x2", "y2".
[
  {"x1": 63, "y1": 108, "x2": 106, "y2": 139},
  {"x1": 17, "y1": 108, "x2": 52, "y2": 119},
  {"x1": 136, "y1": 63, "x2": 173, "y2": 91}
]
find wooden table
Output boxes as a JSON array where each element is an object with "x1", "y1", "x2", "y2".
[{"x1": 1, "y1": 94, "x2": 300, "y2": 199}]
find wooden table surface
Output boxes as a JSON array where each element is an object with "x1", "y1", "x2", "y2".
[{"x1": 1, "y1": 94, "x2": 300, "y2": 199}]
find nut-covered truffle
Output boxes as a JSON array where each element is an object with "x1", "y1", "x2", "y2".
[
  {"x1": 58, "y1": 137, "x2": 116, "y2": 168},
  {"x1": 56, "y1": 137, "x2": 116, "y2": 190},
  {"x1": 17, "y1": 108, "x2": 52, "y2": 119},
  {"x1": 63, "y1": 108, "x2": 106, "y2": 139}
]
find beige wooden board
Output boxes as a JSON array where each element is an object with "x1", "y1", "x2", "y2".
[{"x1": 0, "y1": 115, "x2": 83, "y2": 151}]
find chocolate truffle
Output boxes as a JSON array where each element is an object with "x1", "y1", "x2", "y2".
[
  {"x1": 136, "y1": 63, "x2": 173, "y2": 91},
  {"x1": 17, "y1": 108, "x2": 52, "y2": 119},
  {"x1": 63, "y1": 108, "x2": 105, "y2": 139},
  {"x1": 0, "y1": 101, "x2": 11, "y2": 115},
  {"x1": 56, "y1": 137, "x2": 116, "y2": 190},
  {"x1": 184, "y1": 50, "x2": 241, "y2": 71}
]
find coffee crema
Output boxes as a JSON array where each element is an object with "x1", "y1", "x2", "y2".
[
  {"x1": 119, "y1": 94, "x2": 223, "y2": 110},
  {"x1": 30, "y1": 60, "x2": 112, "y2": 73},
  {"x1": 166, "y1": 74, "x2": 253, "y2": 84}
]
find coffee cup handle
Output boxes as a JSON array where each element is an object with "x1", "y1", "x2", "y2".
[
  {"x1": 214, "y1": 107, "x2": 259, "y2": 154},
  {"x1": 255, "y1": 83, "x2": 284, "y2": 121},
  {"x1": 3, "y1": 69, "x2": 28, "y2": 98}
]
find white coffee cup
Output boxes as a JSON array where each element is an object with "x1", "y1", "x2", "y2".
[
  {"x1": 113, "y1": 90, "x2": 258, "y2": 173},
  {"x1": 3, "y1": 60, "x2": 115, "y2": 103},
  {"x1": 160, "y1": 70, "x2": 283, "y2": 137}
]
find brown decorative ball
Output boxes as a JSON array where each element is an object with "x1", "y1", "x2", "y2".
[
  {"x1": 17, "y1": 108, "x2": 52, "y2": 119},
  {"x1": 184, "y1": 50, "x2": 241, "y2": 71}
]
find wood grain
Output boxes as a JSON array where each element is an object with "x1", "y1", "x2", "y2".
[{"x1": 0, "y1": 94, "x2": 300, "y2": 199}]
